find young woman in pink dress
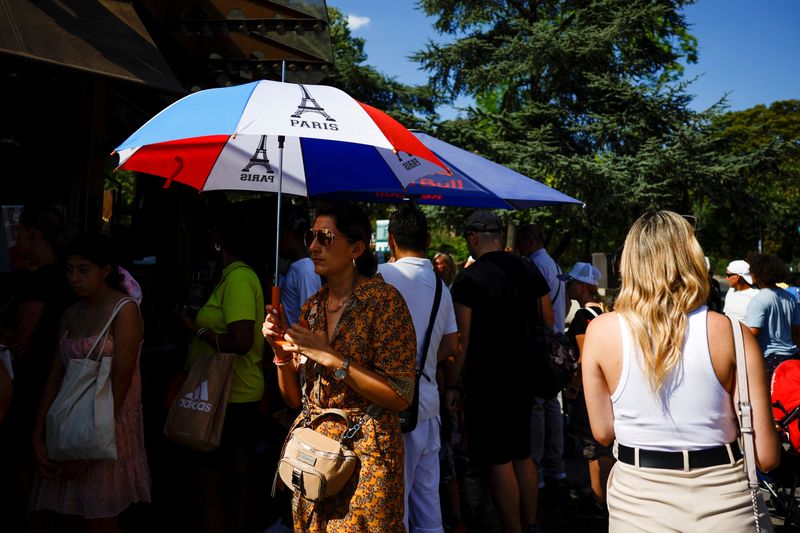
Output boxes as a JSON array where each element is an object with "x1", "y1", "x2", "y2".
[{"x1": 30, "y1": 234, "x2": 150, "y2": 531}]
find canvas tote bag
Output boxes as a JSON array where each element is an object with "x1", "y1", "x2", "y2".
[
  {"x1": 163, "y1": 350, "x2": 235, "y2": 452},
  {"x1": 46, "y1": 297, "x2": 135, "y2": 461}
]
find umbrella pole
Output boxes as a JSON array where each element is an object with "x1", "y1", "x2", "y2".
[
  {"x1": 271, "y1": 62, "x2": 287, "y2": 312},
  {"x1": 271, "y1": 135, "x2": 286, "y2": 310}
]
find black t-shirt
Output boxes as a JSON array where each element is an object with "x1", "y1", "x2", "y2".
[
  {"x1": 451, "y1": 251, "x2": 550, "y2": 391},
  {"x1": 566, "y1": 305, "x2": 604, "y2": 344},
  {"x1": 16, "y1": 262, "x2": 71, "y2": 368},
  {"x1": 2, "y1": 262, "x2": 72, "y2": 445}
]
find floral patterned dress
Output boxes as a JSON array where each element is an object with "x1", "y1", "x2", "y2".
[{"x1": 292, "y1": 274, "x2": 416, "y2": 532}]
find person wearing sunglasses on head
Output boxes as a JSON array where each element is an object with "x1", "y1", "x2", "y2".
[{"x1": 263, "y1": 201, "x2": 416, "y2": 532}]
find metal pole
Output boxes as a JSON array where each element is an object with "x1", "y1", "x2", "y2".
[
  {"x1": 273, "y1": 60, "x2": 287, "y2": 289},
  {"x1": 274, "y1": 135, "x2": 285, "y2": 288}
]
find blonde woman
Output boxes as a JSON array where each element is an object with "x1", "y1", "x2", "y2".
[{"x1": 582, "y1": 211, "x2": 779, "y2": 531}]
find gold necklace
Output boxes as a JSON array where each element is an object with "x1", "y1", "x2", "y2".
[{"x1": 326, "y1": 276, "x2": 359, "y2": 313}]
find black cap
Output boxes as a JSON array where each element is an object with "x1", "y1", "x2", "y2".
[{"x1": 464, "y1": 210, "x2": 502, "y2": 233}]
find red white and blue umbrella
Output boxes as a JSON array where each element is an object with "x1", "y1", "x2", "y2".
[
  {"x1": 114, "y1": 79, "x2": 449, "y2": 194},
  {"x1": 114, "y1": 79, "x2": 451, "y2": 302}
]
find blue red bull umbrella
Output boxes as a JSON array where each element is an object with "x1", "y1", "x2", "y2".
[{"x1": 312, "y1": 131, "x2": 583, "y2": 209}]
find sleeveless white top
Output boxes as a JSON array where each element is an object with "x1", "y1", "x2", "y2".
[{"x1": 611, "y1": 306, "x2": 738, "y2": 451}]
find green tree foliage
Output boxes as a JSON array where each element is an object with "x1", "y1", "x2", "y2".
[
  {"x1": 704, "y1": 101, "x2": 800, "y2": 263},
  {"x1": 413, "y1": 0, "x2": 742, "y2": 263},
  {"x1": 325, "y1": 7, "x2": 439, "y2": 128}
]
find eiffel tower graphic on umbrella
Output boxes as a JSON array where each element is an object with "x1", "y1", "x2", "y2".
[
  {"x1": 242, "y1": 135, "x2": 275, "y2": 174},
  {"x1": 291, "y1": 85, "x2": 336, "y2": 122}
]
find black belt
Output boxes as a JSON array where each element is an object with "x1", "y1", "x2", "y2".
[{"x1": 617, "y1": 441, "x2": 742, "y2": 470}]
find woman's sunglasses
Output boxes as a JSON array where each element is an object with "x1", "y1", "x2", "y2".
[{"x1": 304, "y1": 228, "x2": 351, "y2": 248}]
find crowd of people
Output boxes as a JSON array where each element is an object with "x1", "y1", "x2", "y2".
[{"x1": 0, "y1": 202, "x2": 796, "y2": 533}]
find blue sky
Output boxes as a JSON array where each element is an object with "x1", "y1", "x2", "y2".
[{"x1": 329, "y1": 0, "x2": 800, "y2": 118}]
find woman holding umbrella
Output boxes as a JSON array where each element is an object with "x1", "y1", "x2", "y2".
[{"x1": 263, "y1": 201, "x2": 416, "y2": 532}]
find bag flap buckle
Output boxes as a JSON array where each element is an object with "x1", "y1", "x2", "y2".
[{"x1": 291, "y1": 468, "x2": 303, "y2": 491}]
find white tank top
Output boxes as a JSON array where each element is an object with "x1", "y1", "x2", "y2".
[{"x1": 611, "y1": 306, "x2": 738, "y2": 451}]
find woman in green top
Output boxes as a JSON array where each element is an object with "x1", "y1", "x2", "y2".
[{"x1": 181, "y1": 205, "x2": 265, "y2": 532}]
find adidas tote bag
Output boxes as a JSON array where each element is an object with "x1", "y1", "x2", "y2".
[{"x1": 163, "y1": 351, "x2": 235, "y2": 452}]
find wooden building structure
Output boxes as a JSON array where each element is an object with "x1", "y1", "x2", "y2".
[{"x1": 0, "y1": 0, "x2": 333, "y2": 348}]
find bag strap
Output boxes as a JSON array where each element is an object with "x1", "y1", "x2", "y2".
[
  {"x1": 729, "y1": 316, "x2": 764, "y2": 532},
  {"x1": 730, "y1": 316, "x2": 758, "y2": 488},
  {"x1": 85, "y1": 297, "x2": 135, "y2": 361},
  {"x1": 304, "y1": 408, "x2": 351, "y2": 429},
  {"x1": 584, "y1": 306, "x2": 600, "y2": 318},
  {"x1": 417, "y1": 275, "x2": 443, "y2": 384},
  {"x1": 551, "y1": 263, "x2": 562, "y2": 304}
]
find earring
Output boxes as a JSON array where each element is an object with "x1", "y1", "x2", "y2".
[
  {"x1": 214, "y1": 243, "x2": 221, "y2": 252},
  {"x1": 352, "y1": 258, "x2": 356, "y2": 268}
]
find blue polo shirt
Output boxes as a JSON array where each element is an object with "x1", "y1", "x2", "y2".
[{"x1": 745, "y1": 287, "x2": 800, "y2": 356}]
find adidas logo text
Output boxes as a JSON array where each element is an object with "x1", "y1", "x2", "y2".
[
  {"x1": 177, "y1": 398, "x2": 212, "y2": 412},
  {"x1": 177, "y1": 380, "x2": 213, "y2": 412}
]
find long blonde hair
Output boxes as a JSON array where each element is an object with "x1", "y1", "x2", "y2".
[{"x1": 614, "y1": 211, "x2": 709, "y2": 394}]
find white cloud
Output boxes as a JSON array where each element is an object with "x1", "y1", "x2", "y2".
[{"x1": 346, "y1": 14, "x2": 370, "y2": 30}]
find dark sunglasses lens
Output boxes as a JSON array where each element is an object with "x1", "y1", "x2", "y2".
[
  {"x1": 303, "y1": 230, "x2": 316, "y2": 247},
  {"x1": 318, "y1": 231, "x2": 333, "y2": 246},
  {"x1": 304, "y1": 229, "x2": 334, "y2": 247}
]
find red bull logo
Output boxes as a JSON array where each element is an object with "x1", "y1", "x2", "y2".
[
  {"x1": 375, "y1": 192, "x2": 444, "y2": 201},
  {"x1": 406, "y1": 178, "x2": 465, "y2": 190}
]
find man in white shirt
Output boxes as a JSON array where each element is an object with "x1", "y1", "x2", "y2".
[
  {"x1": 723, "y1": 259, "x2": 759, "y2": 323},
  {"x1": 378, "y1": 206, "x2": 459, "y2": 533},
  {"x1": 279, "y1": 206, "x2": 321, "y2": 325}
]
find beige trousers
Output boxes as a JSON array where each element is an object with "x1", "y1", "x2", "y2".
[{"x1": 607, "y1": 458, "x2": 772, "y2": 532}]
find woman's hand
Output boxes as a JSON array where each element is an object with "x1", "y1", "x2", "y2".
[
  {"x1": 283, "y1": 321, "x2": 338, "y2": 369},
  {"x1": 32, "y1": 436, "x2": 58, "y2": 479},
  {"x1": 262, "y1": 305, "x2": 292, "y2": 360}
]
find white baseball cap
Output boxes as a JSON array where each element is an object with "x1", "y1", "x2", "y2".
[
  {"x1": 558, "y1": 262, "x2": 601, "y2": 286},
  {"x1": 726, "y1": 260, "x2": 752, "y2": 285}
]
